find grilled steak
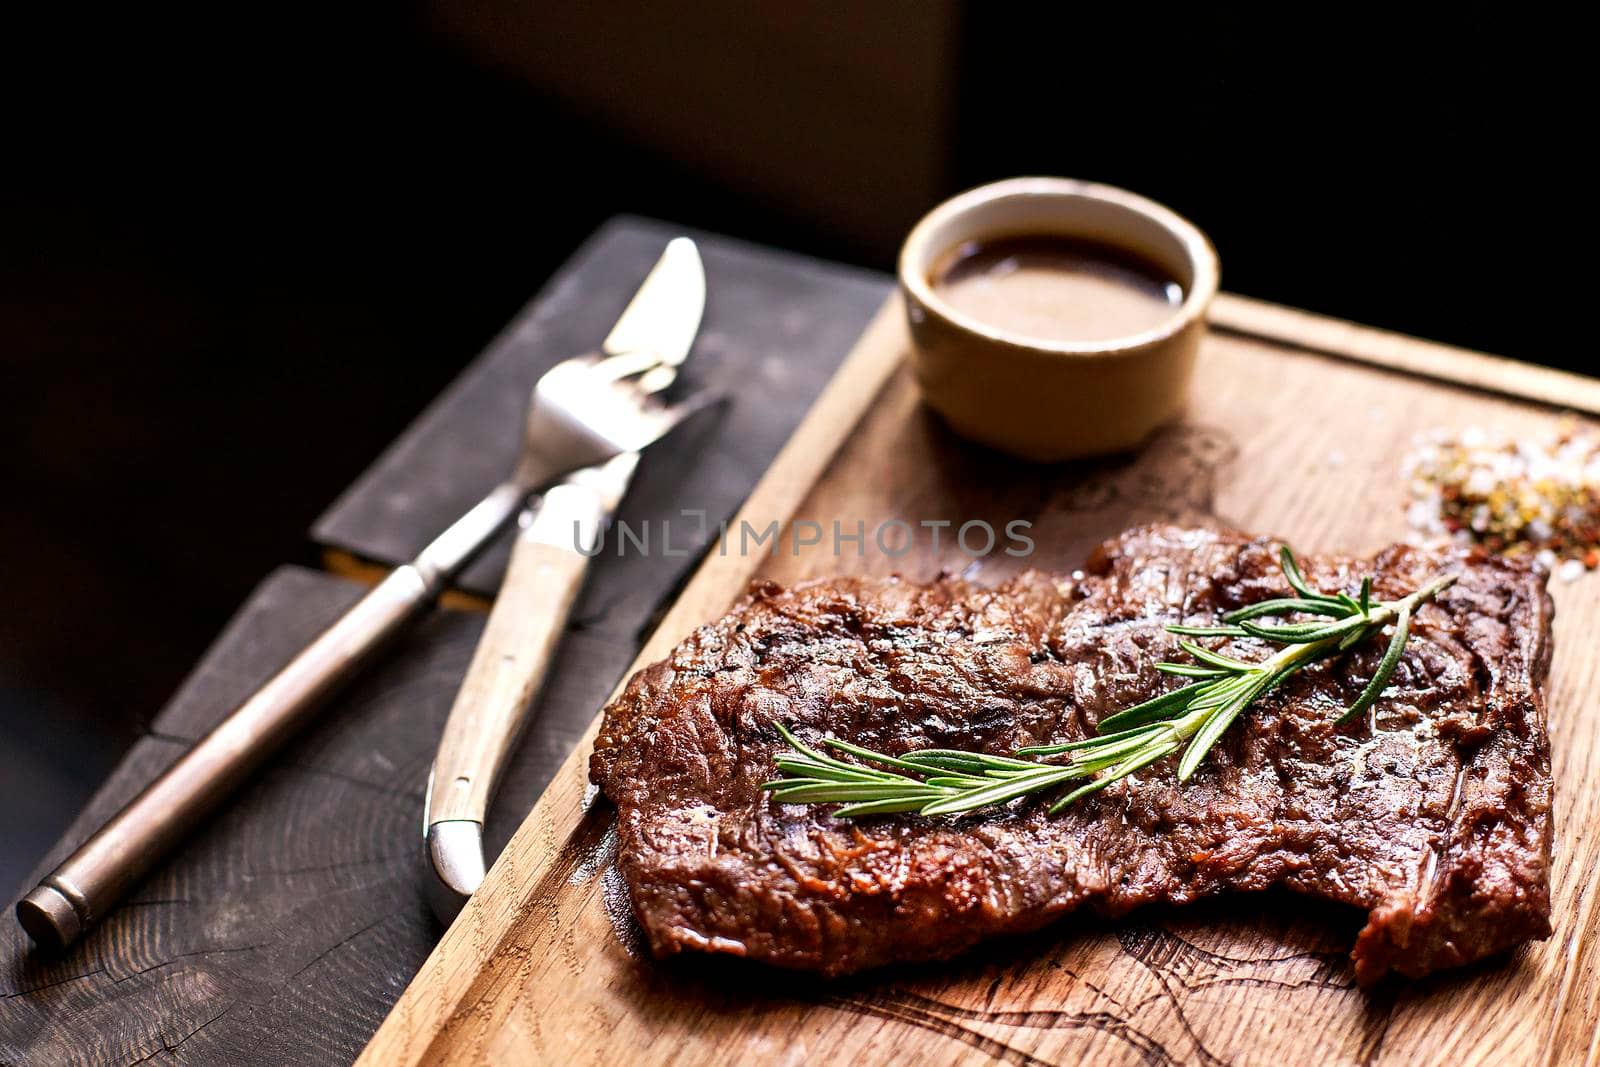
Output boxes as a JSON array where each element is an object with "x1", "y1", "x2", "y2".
[{"x1": 591, "y1": 525, "x2": 1554, "y2": 982}]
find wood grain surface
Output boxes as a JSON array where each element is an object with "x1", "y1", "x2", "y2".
[
  {"x1": 361, "y1": 297, "x2": 1600, "y2": 1066},
  {"x1": 1210, "y1": 293, "x2": 1600, "y2": 416},
  {"x1": 0, "y1": 569, "x2": 462, "y2": 1063}
]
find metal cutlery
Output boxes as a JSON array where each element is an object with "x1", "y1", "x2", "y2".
[
  {"x1": 423, "y1": 237, "x2": 706, "y2": 920},
  {"x1": 17, "y1": 240, "x2": 713, "y2": 950}
]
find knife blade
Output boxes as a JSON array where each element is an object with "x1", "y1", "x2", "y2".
[{"x1": 423, "y1": 238, "x2": 706, "y2": 920}]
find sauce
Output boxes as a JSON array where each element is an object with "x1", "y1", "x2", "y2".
[{"x1": 931, "y1": 234, "x2": 1183, "y2": 344}]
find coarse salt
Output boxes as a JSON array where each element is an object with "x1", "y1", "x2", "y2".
[{"x1": 1401, "y1": 419, "x2": 1600, "y2": 577}]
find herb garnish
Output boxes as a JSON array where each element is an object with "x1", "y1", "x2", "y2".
[{"x1": 762, "y1": 547, "x2": 1457, "y2": 818}]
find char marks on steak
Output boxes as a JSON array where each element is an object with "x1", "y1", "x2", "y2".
[{"x1": 590, "y1": 525, "x2": 1555, "y2": 982}]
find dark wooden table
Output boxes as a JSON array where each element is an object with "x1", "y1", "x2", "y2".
[{"x1": 0, "y1": 218, "x2": 889, "y2": 1065}]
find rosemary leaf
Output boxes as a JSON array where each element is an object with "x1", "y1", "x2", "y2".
[
  {"x1": 1335, "y1": 602, "x2": 1411, "y2": 725},
  {"x1": 833, "y1": 797, "x2": 956, "y2": 818},
  {"x1": 1155, "y1": 663, "x2": 1228, "y2": 678},
  {"x1": 1223, "y1": 597, "x2": 1348, "y2": 622},
  {"x1": 1239, "y1": 614, "x2": 1369, "y2": 644},
  {"x1": 1177, "y1": 672, "x2": 1274, "y2": 780},
  {"x1": 1090, "y1": 681, "x2": 1211, "y2": 734},
  {"x1": 773, "y1": 758, "x2": 892, "y2": 784},
  {"x1": 1279, "y1": 546, "x2": 1336, "y2": 604},
  {"x1": 1166, "y1": 623, "x2": 1251, "y2": 637},
  {"x1": 1049, "y1": 739, "x2": 1182, "y2": 813},
  {"x1": 822, "y1": 738, "x2": 963, "y2": 777},
  {"x1": 919, "y1": 765, "x2": 1085, "y2": 816},
  {"x1": 1178, "y1": 640, "x2": 1257, "y2": 672},
  {"x1": 770, "y1": 782, "x2": 953, "y2": 803},
  {"x1": 904, "y1": 749, "x2": 1046, "y2": 770}
]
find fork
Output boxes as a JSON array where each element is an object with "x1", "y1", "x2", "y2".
[{"x1": 17, "y1": 349, "x2": 712, "y2": 950}]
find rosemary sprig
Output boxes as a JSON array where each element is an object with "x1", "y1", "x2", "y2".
[{"x1": 763, "y1": 546, "x2": 1457, "y2": 819}]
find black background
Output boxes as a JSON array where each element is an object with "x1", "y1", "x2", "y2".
[{"x1": 0, "y1": 6, "x2": 1583, "y2": 891}]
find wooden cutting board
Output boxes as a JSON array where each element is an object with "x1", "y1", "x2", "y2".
[{"x1": 360, "y1": 294, "x2": 1600, "y2": 1066}]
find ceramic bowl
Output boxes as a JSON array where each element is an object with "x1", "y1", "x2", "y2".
[{"x1": 899, "y1": 177, "x2": 1219, "y2": 461}]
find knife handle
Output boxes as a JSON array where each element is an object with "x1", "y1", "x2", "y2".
[
  {"x1": 18, "y1": 566, "x2": 435, "y2": 949},
  {"x1": 17, "y1": 480, "x2": 529, "y2": 950},
  {"x1": 426, "y1": 484, "x2": 602, "y2": 831}
]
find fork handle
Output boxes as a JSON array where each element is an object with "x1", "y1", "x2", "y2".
[
  {"x1": 17, "y1": 481, "x2": 529, "y2": 950},
  {"x1": 425, "y1": 483, "x2": 602, "y2": 831}
]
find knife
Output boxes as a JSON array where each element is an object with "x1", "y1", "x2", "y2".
[{"x1": 423, "y1": 238, "x2": 706, "y2": 920}]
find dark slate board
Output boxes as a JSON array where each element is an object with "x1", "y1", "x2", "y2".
[
  {"x1": 312, "y1": 215, "x2": 892, "y2": 611},
  {"x1": 2, "y1": 220, "x2": 889, "y2": 1065},
  {"x1": 0, "y1": 567, "x2": 632, "y2": 1065}
]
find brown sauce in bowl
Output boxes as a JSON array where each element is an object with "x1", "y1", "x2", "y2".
[{"x1": 931, "y1": 234, "x2": 1183, "y2": 344}]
